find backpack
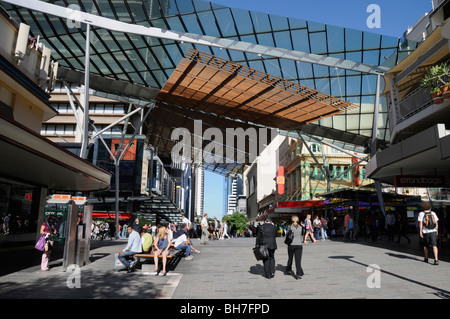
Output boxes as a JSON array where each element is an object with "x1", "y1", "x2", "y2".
[{"x1": 423, "y1": 211, "x2": 436, "y2": 229}]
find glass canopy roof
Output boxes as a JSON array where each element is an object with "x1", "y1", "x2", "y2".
[{"x1": 3, "y1": 0, "x2": 420, "y2": 151}]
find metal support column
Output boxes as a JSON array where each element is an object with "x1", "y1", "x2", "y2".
[
  {"x1": 372, "y1": 74, "x2": 386, "y2": 217},
  {"x1": 80, "y1": 23, "x2": 91, "y2": 159}
]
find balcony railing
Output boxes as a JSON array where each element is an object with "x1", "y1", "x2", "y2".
[{"x1": 390, "y1": 85, "x2": 434, "y2": 132}]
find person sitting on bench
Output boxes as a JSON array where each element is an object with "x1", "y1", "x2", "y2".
[
  {"x1": 118, "y1": 226, "x2": 142, "y2": 273},
  {"x1": 141, "y1": 228, "x2": 153, "y2": 253},
  {"x1": 153, "y1": 225, "x2": 171, "y2": 276},
  {"x1": 172, "y1": 223, "x2": 200, "y2": 259}
]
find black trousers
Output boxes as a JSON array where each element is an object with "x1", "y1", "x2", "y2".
[
  {"x1": 263, "y1": 248, "x2": 276, "y2": 278},
  {"x1": 286, "y1": 245, "x2": 304, "y2": 276}
]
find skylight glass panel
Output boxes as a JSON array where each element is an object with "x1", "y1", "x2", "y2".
[
  {"x1": 250, "y1": 11, "x2": 272, "y2": 33},
  {"x1": 269, "y1": 14, "x2": 289, "y2": 31},
  {"x1": 198, "y1": 11, "x2": 221, "y2": 37},
  {"x1": 309, "y1": 32, "x2": 327, "y2": 54},
  {"x1": 256, "y1": 33, "x2": 275, "y2": 47},
  {"x1": 176, "y1": 0, "x2": 195, "y2": 14},
  {"x1": 182, "y1": 14, "x2": 204, "y2": 35},
  {"x1": 363, "y1": 32, "x2": 381, "y2": 50},
  {"x1": 327, "y1": 26, "x2": 345, "y2": 53},
  {"x1": 166, "y1": 16, "x2": 185, "y2": 32},
  {"x1": 231, "y1": 9, "x2": 254, "y2": 35},
  {"x1": 273, "y1": 31, "x2": 292, "y2": 50},
  {"x1": 291, "y1": 29, "x2": 310, "y2": 53},
  {"x1": 345, "y1": 29, "x2": 363, "y2": 51},
  {"x1": 214, "y1": 8, "x2": 236, "y2": 37}
]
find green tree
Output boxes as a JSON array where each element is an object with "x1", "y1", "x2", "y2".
[{"x1": 222, "y1": 211, "x2": 248, "y2": 235}]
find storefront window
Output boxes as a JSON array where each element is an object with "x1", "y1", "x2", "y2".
[{"x1": 0, "y1": 181, "x2": 40, "y2": 234}]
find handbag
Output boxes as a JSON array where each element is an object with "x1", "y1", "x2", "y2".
[
  {"x1": 253, "y1": 243, "x2": 269, "y2": 261},
  {"x1": 284, "y1": 228, "x2": 294, "y2": 245},
  {"x1": 35, "y1": 234, "x2": 47, "y2": 252},
  {"x1": 253, "y1": 225, "x2": 269, "y2": 261}
]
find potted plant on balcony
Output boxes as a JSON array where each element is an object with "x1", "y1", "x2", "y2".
[
  {"x1": 431, "y1": 87, "x2": 444, "y2": 104},
  {"x1": 421, "y1": 64, "x2": 445, "y2": 104},
  {"x1": 439, "y1": 63, "x2": 450, "y2": 99}
]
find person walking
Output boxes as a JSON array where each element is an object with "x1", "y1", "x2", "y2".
[
  {"x1": 221, "y1": 220, "x2": 230, "y2": 239},
  {"x1": 418, "y1": 202, "x2": 439, "y2": 265},
  {"x1": 303, "y1": 214, "x2": 317, "y2": 243},
  {"x1": 386, "y1": 210, "x2": 396, "y2": 242},
  {"x1": 349, "y1": 213, "x2": 356, "y2": 241},
  {"x1": 200, "y1": 213, "x2": 209, "y2": 245},
  {"x1": 313, "y1": 215, "x2": 321, "y2": 241},
  {"x1": 285, "y1": 215, "x2": 305, "y2": 280},
  {"x1": 396, "y1": 212, "x2": 411, "y2": 244},
  {"x1": 256, "y1": 218, "x2": 278, "y2": 279}
]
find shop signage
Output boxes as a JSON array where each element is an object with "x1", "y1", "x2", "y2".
[
  {"x1": 394, "y1": 175, "x2": 446, "y2": 188},
  {"x1": 277, "y1": 166, "x2": 285, "y2": 195}
]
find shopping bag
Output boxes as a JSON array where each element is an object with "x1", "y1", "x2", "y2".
[
  {"x1": 35, "y1": 235, "x2": 47, "y2": 252},
  {"x1": 114, "y1": 253, "x2": 123, "y2": 268}
]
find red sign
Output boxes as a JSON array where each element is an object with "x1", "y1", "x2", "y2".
[
  {"x1": 110, "y1": 139, "x2": 137, "y2": 161},
  {"x1": 92, "y1": 212, "x2": 132, "y2": 219},
  {"x1": 277, "y1": 166, "x2": 285, "y2": 195},
  {"x1": 278, "y1": 200, "x2": 323, "y2": 208},
  {"x1": 352, "y1": 154, "x2": 360, "y2": 187},
  {"x1": 394, "y1": 175, "x2": 446, "y2": 188}
]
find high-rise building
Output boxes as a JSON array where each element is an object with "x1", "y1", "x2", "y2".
[
  {"x1": 194, "y1": 163, "x2": 204, "y2": 217},
  {"x1": 224, "y1": 175, "x2": 243, "y2": 215}
]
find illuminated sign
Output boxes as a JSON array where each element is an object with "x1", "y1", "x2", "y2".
[
  {"x1": 394, "y1": 175, "x2": 446, "y2": 188},
  {"x1": 277, "y1": 166, "x2": 285, "y2": 195}
]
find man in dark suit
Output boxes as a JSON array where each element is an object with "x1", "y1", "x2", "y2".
[{"x1": 256, "y1": 218, "x2": 278, "y2": 279}]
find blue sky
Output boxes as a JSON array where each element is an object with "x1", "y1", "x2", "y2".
[
  {"x1": 203, "y1": 0, "x2": 433, "y2": 219},
  {"x1": 211, "y1": 0, "x2": 432, "y2": 37}
]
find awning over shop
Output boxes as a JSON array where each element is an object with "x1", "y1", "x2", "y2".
[
  {"x1": 277, "y1": 200, "x2": 324, "y2": 208},
  {"x1": 0, "y1": 114, "x2": 111, "y2": 192},
  {"x1": 316, "y1": 188, "x2": 421, "y2": 206}
]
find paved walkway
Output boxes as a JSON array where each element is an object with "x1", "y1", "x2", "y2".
[{"x1": 1, "y1": 235, "x2": 450, "y2": 300}]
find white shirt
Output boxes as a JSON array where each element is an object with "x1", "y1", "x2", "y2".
[
  {"x1": 182, "y1": 217, "x2": 191, "y2": 228},
  {"x1": 123, "y1": 230, "x2": 142, "y2": 253},
  {"x1": 201, "y1": 217, "x2": 208, "y2": 230},
  {"x1": 173, "y1": 234, "x2": 187, "y2": 247},
  {"x1": 418, "y1": 210, "x2": 438, "y2": 233},
  {"x1": 386, "y1": 214, "x2": 396, "y2": 226}
]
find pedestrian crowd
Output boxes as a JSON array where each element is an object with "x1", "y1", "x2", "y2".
[{"x1": 254, "y1": 201, "x2": 444, "y2": 281}]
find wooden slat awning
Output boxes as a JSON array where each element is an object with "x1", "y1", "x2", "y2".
[
  {"x1": 146, "y1": 101, "x2": 276, "y2": 175},
  {"x1": 156, "y1": 49, "x2": 359, "y2": 131}
]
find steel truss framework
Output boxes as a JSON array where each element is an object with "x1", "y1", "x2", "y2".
[{"x1": 3, "y1": 0, "x2": 420, "y2": 161}]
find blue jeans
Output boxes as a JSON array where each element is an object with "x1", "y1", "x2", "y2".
[
  {"x1": 314, "y1": 228, "x2": 320, "y2": 240},
  {"x1": 175, "y1": 244, "x2": 191, "y2": 257},
  {"x1": 118, "y1": 250, "x2": 139, "y2": 268}
]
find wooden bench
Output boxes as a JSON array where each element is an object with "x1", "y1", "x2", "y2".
[
  {"x1": 134, "y1": 248, "x2": 182, "y2": 259},
  {"x1": 133, "y1": 248, "x2": 185, "y2": 272}
]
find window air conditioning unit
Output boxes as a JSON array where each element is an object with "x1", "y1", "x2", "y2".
[{"x1": 14, "y1": 23, "x2": 30, "y2": 64}]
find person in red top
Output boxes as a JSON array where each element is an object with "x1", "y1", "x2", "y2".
[{"x1": 344, "y1": 212, "x2": 351, "y2": 241}]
